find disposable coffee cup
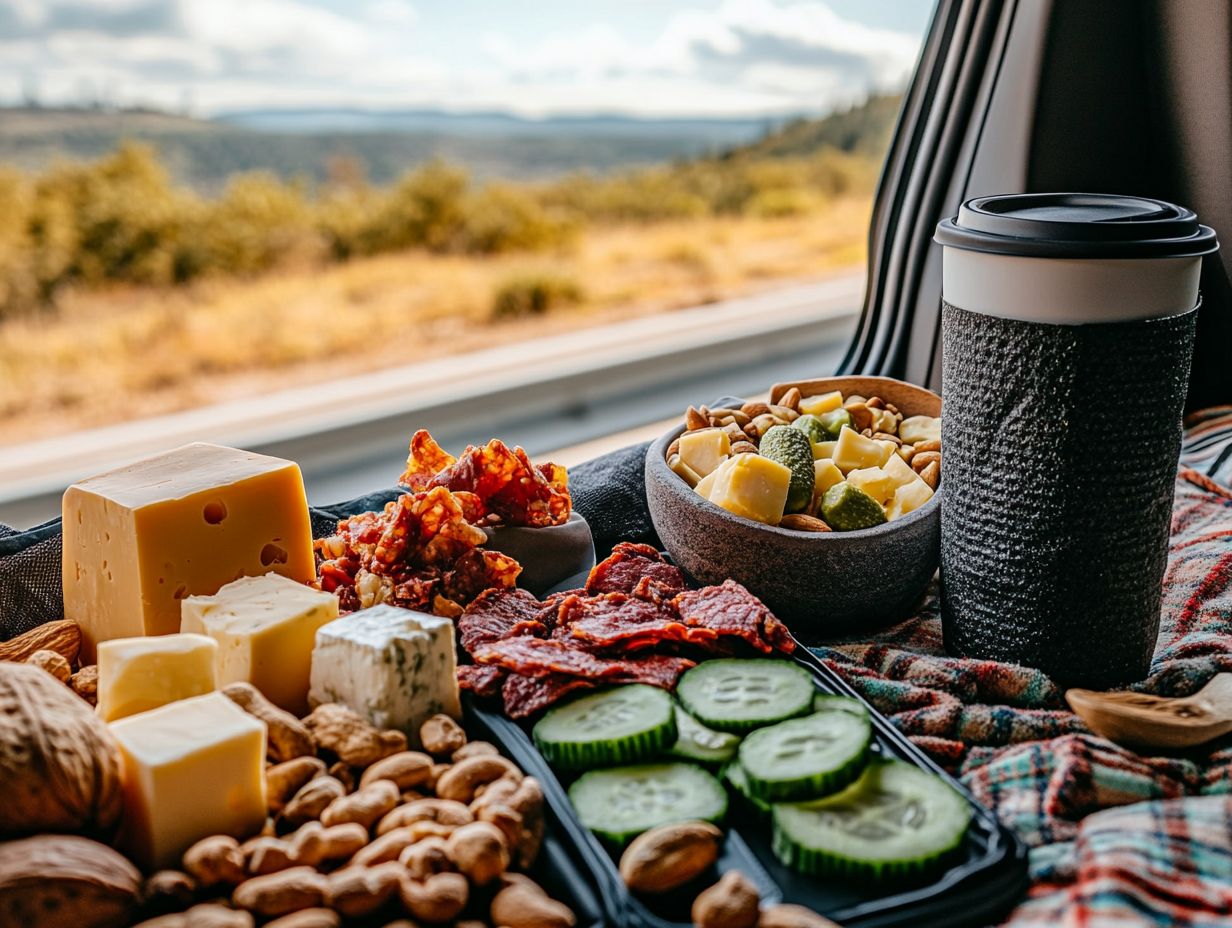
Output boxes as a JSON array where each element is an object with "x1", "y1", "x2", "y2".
[{"x1": 934, "y1": 193, "x2": 1218, "y2": 688}]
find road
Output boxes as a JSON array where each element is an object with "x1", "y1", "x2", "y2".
[{"x1": 0, "y1": 273, "x2": 863, "y2": 528}]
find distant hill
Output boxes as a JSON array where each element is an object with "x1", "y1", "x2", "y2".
[{"x1": 0, "y1": 96, "x2": 900, "y2": 190}]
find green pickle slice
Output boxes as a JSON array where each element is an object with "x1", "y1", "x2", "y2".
[{"x1": 820, "y1": 482, "x2": 887, "y2": 531}]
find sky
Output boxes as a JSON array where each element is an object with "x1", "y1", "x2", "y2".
[{"x1": 0, "y1": 0, "x2": 931, "y2": 118}]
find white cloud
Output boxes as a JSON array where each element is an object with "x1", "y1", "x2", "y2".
[{"x1": 0, "y1": 0, "x2": 920, "y2": 116}]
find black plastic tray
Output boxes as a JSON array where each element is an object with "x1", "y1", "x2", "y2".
[{"x1": 466, "y1": 573, "x2": 1028, "y2": 927}]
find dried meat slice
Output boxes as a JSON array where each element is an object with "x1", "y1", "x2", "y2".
[
  {"x1": 457, "y1": 664, "x2": 507, "y2": 698},
  {"x1": 502, "y1": 672, "x2": 597, "y2": 719},
  {"x1": 673, "y1": 579, "x2": 794, "y2": 654},
  {"x1": 585, "y1": 543, "x2": 686, "y2": 596},
  {"x1": 459, "y1": 588, "x2": 550, "y2": 654},
  {"x1": 609, "y1": 653, "x2": 696, "y2": 689},
  {"x1": 554, "y1": 592, "x2": 694, "y2": 650},
  {"x1": 471, "y1": 637, "x2": 631, "y2": 679}
]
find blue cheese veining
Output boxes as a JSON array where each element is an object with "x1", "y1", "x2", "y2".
[{"x1": 308, "y1": 604, "x2": 461, "y2": 744}]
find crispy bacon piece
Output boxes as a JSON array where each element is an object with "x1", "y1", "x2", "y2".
[
  {"x1": 673, "y1": 579, "x2": 795, "y2": 655},
  {"x1": 400, "y1": 431, "x2": 570, "y2": 528},
  {"x1": 585, "y1": 543, "x2": 687, "y2": 596},
  {"x1": 502, "y1": 673, "x2": 596, "y2": 719},
  {"x1": 554, "y1": 592, "x2": 699, "y2": 650},
  {"x1": 457, "y1": 664, "x2": 507, "y2": 698},
  {"x1": 459, "y1": 588, "x2": 550, "y2": 654}
]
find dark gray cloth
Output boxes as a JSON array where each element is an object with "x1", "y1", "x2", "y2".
[{"x1": 567, "y1": 440, "x2": 659, "y2": 557}]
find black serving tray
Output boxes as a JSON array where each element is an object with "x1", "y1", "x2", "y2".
[{"x1": 464, "y1": 572, "x2": 1028, "y2": 928}]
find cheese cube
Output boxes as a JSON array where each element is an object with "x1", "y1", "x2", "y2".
[
  {"x1": 678, "y1": 429, "x2": 731, "y2": 479},
  {"x1": 900, "y1": 415, "x2": 941, "y2": 445},
  {"x1": 846, "y1": 467, "x2": 898, "y2": 506},
  {"x1": 882, "y1": 452, "x2": 924, "y2": 490},
  {"x1": 811, "y1": 440, "x2": 838, "y2": 461},
  {"x1": 832, "y1": 427, "x2": 895, "y2": 473},
  {"x1": 695, "y1": 464, "x2": 723, "y2": 500},
  {"x1": 309, "y1": 605, "x2": 461, "y2": 742},
  {"x1": 110, "y1": 692, "x2": 266, "y2": 869},
  {"x1": 887, "y1": 480, "x2": 935, "y2": 521},
  {"x1": 706, "y1": 454, "x2": 791, "y2": 525},
  {"x1": 63, "y1": 443, "x2": 316, "y2": 662},
  {"x1": 812, "y1": 459, "x2": 844, "y2": 497},
  {"x1": 181, "y1": 574, "x2": 339, "y2": 716},
  {"x1": 799, "y1": 391, "x2": 843, "y2": 416},
  {"x1": 669, "y1": 455, "x2": 703, "y2": 488},
  {"x1": 97, "y1": 633, "x2": 218, "y2": 722}
]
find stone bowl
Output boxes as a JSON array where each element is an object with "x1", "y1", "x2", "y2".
[{"x1": 645, "y1": 376, "x2": 941, "y2": 643}]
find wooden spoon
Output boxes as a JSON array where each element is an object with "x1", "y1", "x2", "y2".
[{"x1": 1066, "y1": 673, "x2": 1232, "y2": 750}]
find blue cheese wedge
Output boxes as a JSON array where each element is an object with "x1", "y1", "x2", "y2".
[{"x1": 308, "y1": 604, "x2": 461, "y2": 744}]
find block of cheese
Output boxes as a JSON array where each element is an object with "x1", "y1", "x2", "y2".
[
  {"x1": 669, "y1": 454, "x2": 703, "y2": 488},
  {"x1": 887, "y1": 479, "x2": 935, "y2": 521},
  {"x1": 63, "y1": 443, "x2": 316, "y2": 662},
  {"x1": 832, "y1": 427, "x2": 895, "y2": 473},
  {"x1": 812, "y1": 459, "x2": 844, "y2": 501},
  {"x1": 181, "y1": 573, "x2": 338, "y2": 716},
  {"x1": 678, "y1": 428, "x2": 731, "y2": 479},
  {"x1": 846, "y1": 466, "x2": 898, "y2": 506},
  {"x1": 110, "y1": 692, "x2": 266, "y2": 869},
  {"x1": 811, "y1": 439, "x2": 838, "y2": 461},
  {"x1": 706, "y1": 453, "x2": 791, "y2": 525},
  {"x1": 309, "y1": 605, "x2": 461, "y2": 743},
  {"x1": 96, "y1": 633, "x2": 218, "y2": 722},
  {"x1": 882, "y1": 452, "x2": 925, "y2": 491},
  {"x1": 799, "y1": 391, "x2": 843, "y2": 416}
]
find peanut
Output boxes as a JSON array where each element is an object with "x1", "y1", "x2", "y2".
[
  {"x1": 490, "y1": 875, "x2": 576, "y2": 928},
  {"x1": 302, "y1": 703, "x2": 407, "y2": 767},
  {"x1": 320, "y1": 779, "x2": 400, "y2": 829},
  {"x1": 287, "y1": 822, "x2": 368, "y2": 867},
  {"x1": 914, "y1": 438, "x2": 941, "y2": 453},
  {"x1": 183, "y1": 835, "x2": 246, "y2": 887},
  {"x1": 232, "y1": 866, "x2": 327, "y2": 917},
  {"x1": 350, "y1": 826, "x2": 421, "y2": 867},
  {"x1": 767, "y1": 404, "x2": 799, "y2": 421},
  {"x1": 619, "y1": 821, "x2": 721, "y2": 894},
  {"x1": 263, "y1": 910, "x2": 341, "y2": 928},
  {"x1": 242, "y1": 836, "x2": 296, "y2": 875},
  {"x1": 398, "y1": 835, "x2": 452, "y2": 879},
  {"x1": 731, "y1": 440, "x2": 759, "y2": 455},
  {"x1": 222, "y1": 683, "x2": 314, "y2": 763},
  {"x1": 377, "y1": 798, "x2": 472, "y2": 836},
  {"x1": 399, "y1": 871, "x2": 468, "y2": 923},
  {"x1": 27, "y1": 649, "x2": 71, "y2": 683},
  {"x1": 132, "y1": 903, "x2": 254, "y2": 928},
  {"x1": 327, "y1": 761, "x2": 357, "y2": 793},
  {"x1": 420, "y1": 714, "x2": 467, "y2": 757},
  {"x1": 750, "y1": 414, "x2": 779, "y2": 437},
  {"x1": 266, "y1": 757, "x2": 328, "y2": 815},
  {"x1": 140, "y1": 870, "x2": 197, "y2": 913},
  {"x1": 427, "y1": 762, "x2": 451, "y2": 790},
  {"x1": 446, "y1": 821, "x2": 509, "y2": 886},
  {"x1": 281, "y1": 776, "x2": 346, "y2": 828},
  {"x1": 692, "y1": 871, "x2": 760, "y2": 928},
  {"x1": 435, "y1": 755, "x2": 521, "y2": 803},
  {"x1": 324, "y1": 861, "x2": 403, "y2": 917},
  {"x1": 359, "y1": 751, "x2": 433, "y2": 790},
  {"x1": 69, "y1": 663, "x2": 98, "y2": 705},
  {"x1": 452, "y1": 740, "x2": 498, "y2": 762}
]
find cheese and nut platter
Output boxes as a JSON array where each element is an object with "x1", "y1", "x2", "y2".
[{"x1": 0, "y1": 392, "x2": 1025, "y2": 928}]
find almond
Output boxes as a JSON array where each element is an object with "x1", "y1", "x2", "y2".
[
  {"x1": 778, "y1": 514, "x2": 832, "y2": 533},
  {"x1": 619, "y1": 821, "x2": 721, "y2": 894}
]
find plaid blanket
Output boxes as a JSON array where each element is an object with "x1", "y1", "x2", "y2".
[{"x1": 811, "y1": 415, "x2": 1232, "y2": 926}]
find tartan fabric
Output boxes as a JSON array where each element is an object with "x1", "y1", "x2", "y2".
[{"x1": 810, "y1": 420, "x2": 1232, "y2": 926}]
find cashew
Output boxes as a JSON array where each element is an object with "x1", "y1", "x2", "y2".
[
  {"x1": 349, "y1": 826, "x2": 421, "y2": 867},
  {"x1": 302, "y1": 703, "x2": 407, "y2": 767},
  {"x1": 419, "y1": 714, "x2": 467, "y2": 757},
  {"x1": 242, "y1": 835, "x2": 296, "y2": 875},
  {"x1": 476, "y1": 803, "x2": 522, "y2": 860},
  {"x1": 427, "y1": 762, "x2": 451, "y2": 790},
  {"x1": 692, "y1": 871, "x2": 760, "y2": 928},
  {"x1": 376, "y1": 798, "x2": 472, "y2": 836},
  {"x1": 399, "y1": 871, "x2": 469, "y2": 924},
  {"x1": 358, "y1": 751, "x2": 433, "y2": 790},
  {"x1": 263, "y1": 910, "x2": 341, "y2": 928},
  {"x1": 398, "y1": 835, "x2": 453, "y2": 880},
  {"x1": 222, "y1": 682, "x2": 315, "y2": 762},
  {"x1": 266, "y1": 757, "x2": 328, "y2": 815},
  {"x1": 141, "y1": 869, "x2": 197, "y2": 913},
  {"x1": 287, "y1": 821, "x2": 368, "y2": 867},
  {"x1": 232, "y1": 866, "x2": 327, "y2": 917},
  {"x1": 435, "y1": 755, "x2": 521, "y2": 803},
  {"x1": 324, "y1": 862, "x2": 404, "y2": 917},
  {"x1": 320, "y1": 779, "x2": 399, "y2": 829},
  {"x1": 183, "y1": 834, "x2": 246, "y2": 887},
  {"x1": 490, "y1": 875, "x2": 576, "y2": 928},
  {"x1": 27, "y1": 649, "x2": 71, "y2": 683},
  {"x1": 132, "y1": 903, "x2": 254, "y2": 928},
  {"x1": 445, "y1": 821, "x2": 509, "y2": 886},
  {"x1": 619, "y1": 821, "x2": 721, "y2": 893},
  {"x1": 451, "y1": 740, "x2": 499, "y2": 762},
  {"x1": 758, "y1": 903, "x2": 843, "y2": 927},
  {"x1": 508, "y1": 776, "x2": 545, "y2": 868},
  {"x1": 468, "y1": 775, "x2": 519, "y2": 813},
  {"x1": 328, "y1": 761, "x2": 357, "y2": 794},
  {"x1": 281, "y1": 776, "x2": 346, "y2": 828}
]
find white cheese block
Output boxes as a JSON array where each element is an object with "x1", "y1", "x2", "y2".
[
  {"x1": 309, "y1": 604, "x2": 461, "y2": 744},
  {"x1": 887, "y1": 480, "x2": 935, "y2": 521},
  {"x1": 832, "y1": 427, "x2": 895, "y2": 472}
]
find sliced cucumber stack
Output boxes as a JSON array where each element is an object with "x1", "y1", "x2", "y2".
[
  {"x1": 533, "y1": 684, "x2": 675, "y2": 770},
  {"x1": 738, "y1": 709, "x2": 871, "y2": 802},
  {"x1": 569, "y1": 762, "x2": 728, "y2": 844},
  {"x1": 668, "y1": 706, "x2": 741, "y2": 766},
  {"x1": 812, "y1": 693, "x2": 869, "y2": 717},
  {"x1": 721, "y1": 761, "x2": 771, "y2": 819},
  {"x1": 677, "y1": 659, "x2": 815, "y2": 734},
  {"x1": 772, "y1": 760, "x2": 972, "y2": 881}
]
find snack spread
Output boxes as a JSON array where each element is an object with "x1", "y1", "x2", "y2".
[{"x1": 671, "y1": 387, "x2": 941, "y2": 531}]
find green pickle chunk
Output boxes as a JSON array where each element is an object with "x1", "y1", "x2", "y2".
[
  {"x1": 759, "y1": 425, "x2": 815, "y2": 513},
  {"x1": 817, "y1": 408, "x2": 854, "y2": 440},
  {"x1": 792, "y1": 415, "x2": 827, "y2": 444},
  {"x1": 820, "y1": 482, "x2": 887, "y2": 531}
]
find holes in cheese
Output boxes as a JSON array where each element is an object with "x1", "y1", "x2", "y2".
[
  {"x1": 832, "y1": 427, "x2": 895, "y2": 473},
  {"x1": 203, "y1": 500, "x2": 228, "y2": 524},
  {"x1": 260, "y1": 542, "x2": 289, "y2": 566},
  {"x1": 678, "y1": 428, "x2": 731, "y2": 479},
  {"x1": 707, "y1": 454, "x2": 791, "y2": 525}
]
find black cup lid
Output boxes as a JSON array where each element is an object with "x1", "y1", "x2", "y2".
[{"x1": 935, "y1": 193, "x2": 1218, "y2": 259}]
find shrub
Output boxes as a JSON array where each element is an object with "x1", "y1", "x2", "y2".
[
  {"x1": 459, "y1": 183, "x2": 576, "y2": 254},
  {"x1": 490, "y1": 272, "x2": 584, "y2": 320}
]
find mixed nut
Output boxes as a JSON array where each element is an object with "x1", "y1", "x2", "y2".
[{"x1": 669, "y1": 386, "x2": 941, "y2": 532}]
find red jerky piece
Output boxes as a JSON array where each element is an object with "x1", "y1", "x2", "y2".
[
  {"x1": 471, "y1": 637, "x2": 633, "y2": 679},
  {"x1": 673, "y1": 579, "x2": 795, "y2": 655},
  {"x1": 631, "y1": 577, "x2": 682, "y2": 607},
  {"x1": 585, "y1": 543, "x2": 686, "y2": 596},
  {"x1": 554, "y1": 592, "x2": 696, "y2": 650},
  {"x1": 459, "y1": 588, "x2": 550, "y2": 654},
  {"x1": 502, "y1": 673, "x2": 597, "y2": 719},
  {"x1": 457, "y1": 664, "x2": 507, "y2": 698},
  {"x1": 611, "y1": 653, "x2": 697, "y2": 689}
]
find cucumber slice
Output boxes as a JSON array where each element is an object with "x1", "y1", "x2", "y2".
[
  {"x1": 668, "y1": 706, "x2": 741, "y2": 766},
  {"x1": 569, "y1": 763, "x2": 728, "y2": 844},
  {"x1": 738, "y1": 710, "x2": 871, "y2": 802},
  {"x1": 533, "y1": 685, "x2": 675, "y2": 771},
  {"x1": 812, "y1": 693, "x2": 869, "y2": 718},
  {"x1": 772, "y1": 760, "x2": 972, "y2": 882},
  {"x1": 721, "y1": 762, "x2": 771, "y2": 819},
  {"x1": 677, "y1": 659, "x2": 814, "y2": 734}
]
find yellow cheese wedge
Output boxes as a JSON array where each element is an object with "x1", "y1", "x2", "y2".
[
  {"x1": 110, "y1": 692, "x2": 267, "y2": 869},
  {"x1": 799, "y1": 391, "x2": 843, "y2": 416},
  {"x1": 901, "y1": 415, "x2": 942, "y2": 445},
  {"x1": 669, "y1": 455, "x2": 703, "y2": 488},
  {"x1": 678, "y1": 428, "x2": 731, "y2": 479},
  {"x1": 694, "y1": 464, "x2": 723, "y2": 500},
  {"x1": 882, "y1": 452, "x2": 924, "y2": 490},
  {"x1": 846, "y1": 467, "x2": 899, "y2": 506},
  {"x1": 707, "y1": 454, "x2": 791, "y2": 525},
  {"x1": 811, "y1": 460, "x2": 844, "y2": 506},
  {"x1": 181, "y1": 573, "x2": 338, "y2": 716},
  {"x1": 811, "y1": 440, "x2": 838, "y2": 461},
  {"x1": 887, "y1": 479, "x2": 935, "y2": 521},
  {"x1": 96, "y1": 633, "x2": 218, "y2": 723},
  {"x1": 62, "y1": 443, "x2": 316, "y2": 662},
  {"x1": 832, "y1": 427, "x2": 895, "y2": 473}
]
